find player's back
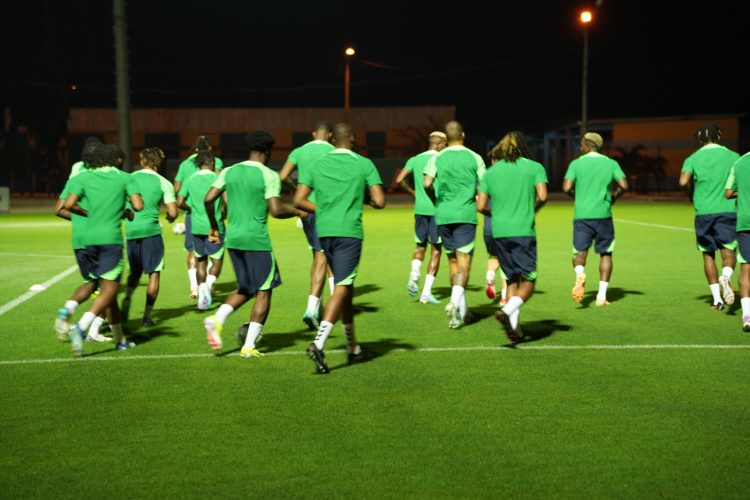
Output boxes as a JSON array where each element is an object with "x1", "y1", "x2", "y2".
[
  {"x1": 70, "y1": 167, "x2": 134, "y2": 245},
  {"x1": 433, "y1": 146, "x2": 485, "y2": 225},
  {"x1": 184, "y1": 170, "x2": 222, "y2": 235},
  {"x1": 221, "y1": 161, "x2": 277, "y2": 250},
  {"x1": 567, "y1": 152, "x2": 624, "y2": 219},
  {"x1": 126, "y1": 169, "x2": 172, "y2": 239},
  {"x1": 685, "y1": 144, "x2": 739, "y2": 215}
]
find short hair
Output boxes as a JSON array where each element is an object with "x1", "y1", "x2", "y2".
[
  {"x1": 194, "y1": 149, "x2": 214, "y2": 167},
  {"x1": 191, "y1": 135, "x2": 212, "y2": 152},
  {"x1": 582, "y1": 132, "x2": 603, "y2": 150},
  {"x1": 140, "y1": 147, "x2": 165, "y2": 169},
  {"x1": 695, "y1": 124, "x2": 721, "y2": 144},
  {"x1": 81, "y1": 141, "x2": 105, "y2": 167},
  {"x1": 102, "y1": 144, "x2": 125, "y2": 166},
  {"x1": 445, "y1": 121, "x2": 463, "y2": 142},
  {"x1": 244, "y1": 131, "x2": 275, "y2": 155},
  {"x1": 83, "y1": 136, "x2": 102, "y2": 146},
  {"x1": 332, "y1": 123, "x2": 354, "y2": 144},
  {"x1": 314, "y1": 121, "x2": 333, "y2": 133},
  {"x1": 429, "y1": 131, "x2": 447, "y2": 146},
  {"x1": 489, "y1": 131, "x2": 534, "y2": 163}
]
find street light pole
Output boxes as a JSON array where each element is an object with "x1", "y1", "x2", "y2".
[
  {"x1": 580, "y1": 10, "x2": 592, "y2": 136},
  {"x1": 344, "y1": 47, "x2": 355, "y2": 123}
]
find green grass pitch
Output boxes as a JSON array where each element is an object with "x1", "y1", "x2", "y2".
[{"x1": 1, "y1": 201, "x2": 749, "y2": 498}]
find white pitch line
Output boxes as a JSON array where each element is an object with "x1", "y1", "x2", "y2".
[
  {"x1": 0, "y1": 265, "x2": 78, "y2": 317},
  {"x1": 0, "y1": 252, "x2": 72, "y2": 259},
  {"x1": 2, "y1": 344, "x2": 750, "y2": 366},
  {"x1": 614, "y1": 218, "x2": 692, "y2": 232},
  {"x1": 0, "y1": 222, "x2": 67, "y2": 229}
]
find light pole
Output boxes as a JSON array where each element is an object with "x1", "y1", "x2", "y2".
[
  {"x1": 344, "y1": 46, "x2": 355, "y2": 123},
  {"x1": 580, "y1": 10, "x2": 592, "y2": 136}
]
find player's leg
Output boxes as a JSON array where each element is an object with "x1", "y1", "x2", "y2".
[
  {"x1": 419, "y1": 242, "x2": 442, "y2": 304},
  {"x1": 447, "y1": 224, "x2": 475, "y2": 328},
  {"x1": 142, "y1": 272, "x2": 160, "y2": 325},
  {"x1": 409, "y1": 216, "x2": 429, "y2": 297},
  {"x1": 55, "y1": 249, "x2": 97, "y2": 340},
  {"x1": 572, "y1": 220, "x2": 593, "y2": 302},
  {"x1": 486, "y1": 257, "x2": 500, "y2": 299},
  {"x1": 495, "y1": 237, "x2": 537, "y2": 344},
  {"x1": 594, "y1": 219, "x2": 616, "y2": 306},
  {"x1": 303, "y1": 250, "x2": 327, "y2": 329},
  {"x1": 121, "y1": 239, "x2": 143, "y2": 323},
  {"x1": 702, "y1": 251, "x2": 723, "y2": 309},
  {"x1": 718, "y1": 248, "x2": 737, "y2": 306},
  {"x1": 184, "y1": 213, "x2": 198, "y2": 298},
  {"x1": 240, "y1": 290, "x2": 271, "y2": 358}
]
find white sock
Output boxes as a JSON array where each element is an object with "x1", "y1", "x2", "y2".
[
  {"x1": 510, "y1": 309, "x2": 520, "y2": 329},
  {"x1": 486, "y1": 269, "x2": 496, "y2": 284},
  {"x1": 450, "y1": 285, "x2": 464, "y2": 308},
  {"x1": 206, "y1": 274, "x2": 217, "y2": 291},
  {"x1": 597, "y1": 281, "x2": 609, "y2": 301},
  {"x1": 410, "y1": 259, "x2": 422, "y2": 281},
  {"x1": 422, "y1": 274, "x2": 436, "y2": 297},
  {"x1": 188, "y1": 269, "x2": 198, "y2": 290},
  {"x1": 459, "y1": 294, "x2": 467, "y2": 318},
  {"x1": 741, "y1": 297, "x2": 750, "y2": 319},
  {"x1": 215, "y1": 304, "x2": 234, "y2": 324},
  {"x1": 78, "y1": 311, "x2": 96, "y2": 331},
  {"x1": 314, "y1": 321, "x2": 334, "y2": 350},
  {"x1": 88, "y1": 316, "x2": 104, "y2": 336},
  {"x1": 64, "y1": 300, "x2": 78, "y2": 315},
  {"x1": 243, "y1": 322, "x2": 263, "y2": 349},
  {"x1": 342, "y1": 323, "x2": 360, "y2": 354},
  {"x1": 501, "y1": 296, "x2": 525, "y2": 316},
  {"x1": 722, "y1": 266, "x2": 734, "y2": 279},
  {"x1": 110, "y1": 323, "x2": 124, "y2": 343},
  {"x1": 709, "y1": 283, "x2": 722, "y2": 304},
  {"x1": 501, "y1": 288, "x2": 507, "y2": 300},
  {"x1": 306, "y1": 295, "x2": 321, "y2": 315},
  {"x1": 574, "y1": 265, "x2": 585, "y2": 275},
  {"x1": 125, "y1": 286, "x2": 135, "y2": 298},
  {"x1": 328, "y1": 277, "x2": 335, "y2": 295}
]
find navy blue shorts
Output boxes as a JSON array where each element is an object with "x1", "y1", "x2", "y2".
[
  {"x1": 439, "y1": 223, "x2": 476, "y2": 254},
  {"x1": 228, "y1": 249, "x2": 281, "y2": 296},
  {"x1": 81, "y1": 244, "x2": 124, "y2": 282},
  {"x1": 192, "y1": 233, "x2": 225, "y2": 259},
  {"x1": 184, "y1": 212, "x2": 194, "y2": 252},
  {"x1": 320, "y1": 237, "x2": 362, "y2": 286},
  {"x1": 74, "y1": 248, "x2": 95, "y2": 282},
  {"x1": 415, "y1": 215, "x2": 440, "y2": 246},
  {"x1": 483, "y1": 215, "x2": 496, "y2": 257},
  {"x1": 302, "y1": 214, "x2": 323, "y2": 252},
  {"x1": 574, "y1": 218, "x2": 615, "y2": 254},
  {"x1": 127, "y1": 235, "x2": 165, "y2": 275},
  {"x1": 738, "y1": 231, "x2": 750, "y2": 263},
  {"x1": 493, "y1": 237, "x2": 537, "y2": 281},
  {"x1": 694, "y1": 213, "x2": 737, "y2": 252}
]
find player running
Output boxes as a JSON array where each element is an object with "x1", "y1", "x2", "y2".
[{"x1": 725, "y1": 151, "x2": 750, "y2": 330}]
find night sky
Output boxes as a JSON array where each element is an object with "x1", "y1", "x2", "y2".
[{"x1": 2, "y1": 1, "x2": 748, "y2": 137}]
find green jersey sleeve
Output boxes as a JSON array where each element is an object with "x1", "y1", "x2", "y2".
[
  {"x1": 298, "y1": 163, "x2": 313, "y2": 188},
  {"x1": 160, "y1": 176, "x2": 176, "y2": 204},
  {"x1": 287, "y1": 147, "x2": 300, "y2": 165},
  {"x1": 365, "y1": 161, "x2": 383, "y2": 187},
  {"x1": 474, "y1": 152, "x2": 487, "y2": 181},
  {"x1": 211, "y1": 168, "x2": 229, "y2": 192},
  {"x1": 726, "y1": 165, "x2": 737, "y2": 192},
  {"x1": 535, "y1": 163, "x2": 549, "y2": 185},
  {"x1": 563, "y1": 162, "x2": 576, "y2": 181},
  {"x1": 214, "y1": 157, "x2": 224, "y2": 171},
  {"x1": 613, "y1": 161, "x2": 626, "y2": 180},
  {"x1": 178, "y1": 182, "x2": 188, "y2": 198},
  {"x1": 403, "y1": 156, "x2": 415, "y2": 172},
  {"x1": 423, "y1": 155, "x2": 437, "y2": 178},
  {"x1": 262, "y1": 167, "x2": 282, "y2": 199},
  {"x1": 478, "y1": 175, "x2": 489, "y2": 194},
  {"x1": 125, "y1": 172, "x2": 140, "y2": 197},
  {"x1": 681, "y1": 157, "x2": 694, "y2": 174},
  {"x1": 67, "y1": 175, "x2": 85, "y2": 198}
]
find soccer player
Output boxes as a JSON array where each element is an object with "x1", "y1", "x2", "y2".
[
  {"x1": 724, "y1": 151, "x2": 750, "y2": 330},
  {"x1": 394, "y1": 131, "x2": 446, "y2": 304},
  {"x1": 173, "y1": 135, "x2": 224, "y2": 299},
  {"x1": 53, "y1": 138, "x2": 110, "y2": 342},
  {"x1": 176, "y1": 150, "x2": 225, "y2": 310},
  {"x1": 477, "y1": 131, "x2": 548, "y2": 344},
  {"x1": 202, "y1": 131, "x2": 301, "y2": 358},
  {"x1": 423, "y1": 121, "x2": 486, "y2": 329},
  {"x1": 679, "y1": 124, "x2": 740, "y2": 310},
  {"x1": 482, "y1": 156, "x2": 507, "y2": 305},
  {"x1": 62, "y1": 143, "x2": 144, "y2": 356},
  {"x1": 121, "y1": 147, "x2": 178, "y2": 325},
  {"x1": 562, "y1": 132, "x2": 628, "y2": 306},
  {"x1": 279, "y1": 121, "x2": 335, "y2": 328},
  {"x1": 293, "y1": 123, "x2": 385, "y2": 374}
]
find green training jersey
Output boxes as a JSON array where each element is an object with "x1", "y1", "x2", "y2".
[
  {"x1": 404, "y1": 150, "x2": 438, "y2": 216},
  {"x1": 682, "y1": 144, "x2": 739, "y2": 216},
  {"x1": 423, "y1": 145, "x2": 486, "y2": 225},
  {"x1": 287, "y1": 140, "x2": 334, "y2": 204},
  {"x1": 125, "y1": 169, "x2": 176, "y2": 240},
  {"x1": 66, "y1": 166, "x2": 140, "y2": 246},
  {"x1": 211, "y1": 160, "x2": 280, "y2": 251},
  {"x1": 179, "y1": 169, "x2": 224, "y2": 235},
  {"x1": 298, "y1": 149, "x2": 383, "y2": 240},
  {"x1": 175, "y1": 153, "x2": 224, "y2": 184},
  {"x1": 60, "y1": 164, "x2": 89, "y2": 250},
  {"x1": 479, "y1": 158, "x2": 548, "y2": 238},
  {"x1": 725, "y1": 153, "x2": 750, "y2": 231},
  {"x1": 564, "y1": 152, "x2": 626, "y2": 219}
]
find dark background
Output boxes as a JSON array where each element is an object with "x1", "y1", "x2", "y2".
[{"x1": 2, "y1": 0, "x2": 747, "y2": 137}]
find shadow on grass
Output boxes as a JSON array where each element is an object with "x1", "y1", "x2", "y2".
[
  {"x1": 579, "y1": 287, "x2": 644, "y2": 308},
  {"x1": 693, "y1": 294, "x2": 740, "y2": 315},
  {"x1": 81, "y1": 325, "x2": 181, "y2": 357},
  {"x1": 329, "y1": 338, "x2": 417, "y2": 372},
  {"x1": 356, "y1": 283, "x2": 381, "y2": 298}
]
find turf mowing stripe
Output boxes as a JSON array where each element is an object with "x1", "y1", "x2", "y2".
[
  {"x1": 3, "y1": 344, "x2": 750, "y2": 366},
  {"x1": 0, "y1": 265, "x2": 79, "y2": 317},
  {"x1": 614, "y1": 218, "x2": 692, "y2": 232}
]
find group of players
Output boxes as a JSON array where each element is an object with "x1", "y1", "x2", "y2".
[{"x1": 50, "y1": 119, "x2": 750, "y2": 373}]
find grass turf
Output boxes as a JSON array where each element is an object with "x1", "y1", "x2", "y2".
[{"x1": 1, "y1": 201, "x2": 749, "y2": 498}]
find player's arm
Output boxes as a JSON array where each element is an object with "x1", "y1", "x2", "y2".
[
  {"x1": 725, "y1": 167, "x2": 737, "y2": 199},
  {"x1": 205, "y1": 186, "x2": 223, "y2": 243},
  {"x1": 129, "y1": 193, "x2": 144, "y2": 212},
  {"x1": 678, "y1": 171, "x2": 693, "y2": 202},
  {"x1": 535, "y1": 182, "x2": 548, "y2": 212},
  {"x1": 611, "y1": 177, "x2": 628, "y2": 204},
  {"x1": 279, "y1": 161, "x2": 297, "y2": 191},
  {"x1": 176, "y1": 195, "x2": 190, "y2": 212},
  {"x1": 368, "y1": 184, "x2": 386, "y2": 209},
  {"x1": 54, "y1": 198, "x2": 72, "y2": 221},
  {"x1": 562, "y1": 179, "x2": 575, "y2": 197},
  {"x1": 423, "y1": 174, "x2": 437, "y2": 206},
  {"x1": 267, "y1": 197, "x2": 304, "y2": 219},
  {"x1": 63, "y1": 193, "x2": 87, "y2": 217},
  {"x1": 395, "y1": 169, "x2": 415, "y2": 197},
  {"x1": 165, "y1": 202, "x2": 178, "y2": 223},
  {"x1": 477, "y1": 192, "x2": 491, "y2": 216},
  {"x1": 293, "y1": 184, "x2": 316, "y2": 213}
]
